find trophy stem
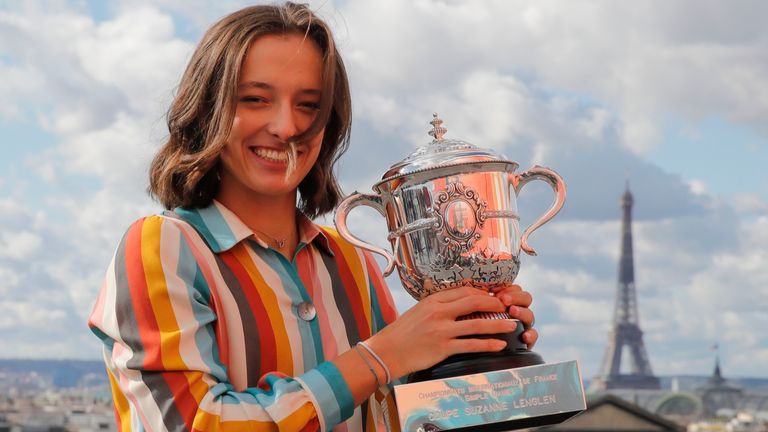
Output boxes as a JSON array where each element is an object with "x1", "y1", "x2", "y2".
[{"x1": 407, "y1": 319, "x2": 544, "y2": 383}]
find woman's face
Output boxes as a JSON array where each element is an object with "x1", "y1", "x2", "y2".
[{"x1": 218, "y1": 32, "x2": 325, "y2": 204}]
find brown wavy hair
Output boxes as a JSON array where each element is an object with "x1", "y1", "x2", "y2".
[{"x1": 148, "y1": 2, "x2": 351, "y2": 218}]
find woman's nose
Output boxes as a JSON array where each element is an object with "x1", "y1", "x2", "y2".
[{"x1": 267, "y1": 103, "x2": 299, "y2": 141}]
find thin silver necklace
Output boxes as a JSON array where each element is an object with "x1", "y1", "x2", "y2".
[{"x1": 255, "y1": 229, "x2": 287, "y2": 249}]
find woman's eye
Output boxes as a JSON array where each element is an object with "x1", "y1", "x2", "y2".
[
  {"x1": 240, "y1": 95, "x2": 267, "y2": 103},
  {"x1": 299, "y1": 101, "x2": 321, "y2": 111}
]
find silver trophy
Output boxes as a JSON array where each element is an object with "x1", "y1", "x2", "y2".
[
  {"x1": 336, "y1": 115, "x2": 583, "y2": 432},
  {"x1": 336, "y1": 114, "x2": 565, "y2": 302},
  {"x1": 335, "y1": 114, "x2": 566, "y2": 381},
  {"x1": 336, "y1": 113, "x2": 567, "y2": 377}
]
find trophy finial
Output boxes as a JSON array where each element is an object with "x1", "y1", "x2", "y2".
[{"x1": 428, "y1": 113, "x2": 447, "y2": 140}]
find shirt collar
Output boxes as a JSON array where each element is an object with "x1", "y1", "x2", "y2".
[
  {"x1": 174, "y1": 200, "x2": 333, "y2": 255},
  {"x1": 297, "y1": 213, "x2": 334, "y2": 256}
]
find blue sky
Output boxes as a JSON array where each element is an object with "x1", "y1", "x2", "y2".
[
  {"x1": 654, "y1": 115, "x2": 767, "y2": 200},
  {"x1": 0, "y1": 0, "x2": 766, "y2": 381}
]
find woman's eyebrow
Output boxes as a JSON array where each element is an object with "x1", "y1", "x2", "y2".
[
  {"x1": 237, "y1": 81, "x2": 321, "y2": 95},
  {"x1": 238, "y1": 81, "x2": 272, "y2": 90},
  {"x1": 299, "y1": 89, "x2": 322, "y2": 96}
]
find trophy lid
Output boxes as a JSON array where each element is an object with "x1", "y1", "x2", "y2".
[{"x1": 379, "y1": 114, "x2": 516, "y2": 182}]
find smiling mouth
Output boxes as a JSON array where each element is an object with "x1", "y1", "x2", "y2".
[{"x1": 251, "y1": 147, "x2": 289, "y2": 163}]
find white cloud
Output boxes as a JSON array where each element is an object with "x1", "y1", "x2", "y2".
[
  {"x1": 44, "y1": 260, "x2": 111, "y2": 319},
  {"x1": 340, "y1": 0, "x2": 768, "y2": 153},
  {"x1": 0, "y1": 230, "x2": 42, "y2": 260},
  {"x1": 731, "y1": 193, "x2": 768, "y2": 215},
  {"x1": 688, "y1": 179, "x2": 708, "y2": 195},
  {"x1": 0, "y1": 266, "x2": 20, "y2": 294},
  {"x1": 54, "y1": 113, "x2": 157, "y2": 185},
  {"x1": 0, "y1": 301, "x2": 67, "y2": 330},
  {"x1": 544, "y1": 220, "x2": 619, "y2": 261},
  {"x1": 0, "y1": 63, "x2": 45, "y2": 120},
  {"x1": 1, "y1": 3, "x2": 192, "y2": 183},
  {"x1": 73, "y1": 6, "x2": 191, "y2": 113}
]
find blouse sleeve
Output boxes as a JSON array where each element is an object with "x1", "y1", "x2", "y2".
[
  {"x1": 362, "y1": 250, "x2": 400, "y2": 334},
  {"x1": 87, "y1": 215, "x2": 353, "y2": 432}
]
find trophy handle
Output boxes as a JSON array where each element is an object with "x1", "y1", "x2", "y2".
[
  {"x1": 334, "y1": 192, "x2": 396, "y2": 275},
  {"x1": 511, "y1": 166, "x2": 567, "y2": 256}
]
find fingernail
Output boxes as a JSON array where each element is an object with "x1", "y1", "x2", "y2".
[{"x1": 508, "y1": 305, "x2": 519, "y2": 316}]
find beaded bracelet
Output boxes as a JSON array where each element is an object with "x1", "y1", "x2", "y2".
[
  {"x1": 354, "y1": 345, "x2": 382, "y2": 387},
  {"x1": 357, "y1": 341, "x2": 391, "y2": 385}
]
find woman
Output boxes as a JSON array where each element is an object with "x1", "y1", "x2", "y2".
[{"x1": 88, "y1": 3, "x2": 538, "y2": 431}]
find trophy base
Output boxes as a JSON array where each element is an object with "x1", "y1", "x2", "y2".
[
  {"x1": 393, "y1": 359, "x2": 586, "y2": 432},
  {"x1": 408, "y1": 319, "x2": 544, "y2": 383}
]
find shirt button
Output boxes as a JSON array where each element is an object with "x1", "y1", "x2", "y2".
[{"x1": 297, "y1": 301, "x2": 317, "y2": 321}]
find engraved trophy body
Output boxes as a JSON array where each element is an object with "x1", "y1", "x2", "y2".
[{"x1": 335, "y1": 115, "x2": 584, "y2": 431}]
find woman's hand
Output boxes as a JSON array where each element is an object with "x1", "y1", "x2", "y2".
[
  {"x1": 490, "y1": 283, "x2": 538, "y2": 349},
  {"x1": 365, "y1": 285, "x2": 516, "y2": 381}
]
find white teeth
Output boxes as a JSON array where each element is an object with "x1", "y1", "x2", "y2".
[{"x1": 252, "y1": 147, "x2": 288, "y2": 163}]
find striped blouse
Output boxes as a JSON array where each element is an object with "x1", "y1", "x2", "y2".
[{"x1": 88, "y1": 200, "x2": 401, "y2": 431}]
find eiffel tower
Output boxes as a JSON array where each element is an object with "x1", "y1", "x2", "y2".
[{"x1": 591, "y1": 184, "x2": 660, "y2": 390}]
